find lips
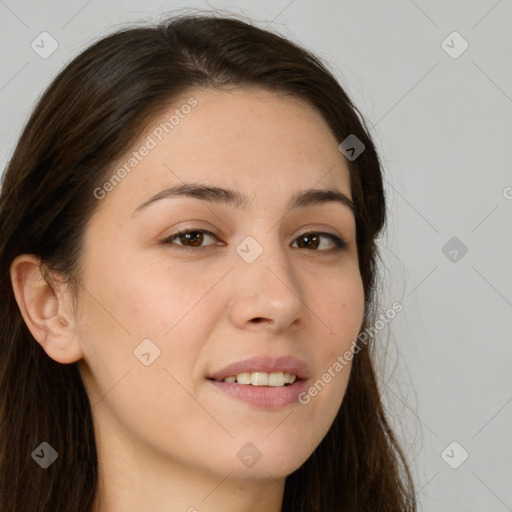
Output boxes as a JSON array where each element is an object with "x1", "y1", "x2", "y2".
[
  {"x1": 206, "y1": 355, "x2": 310, "y2": 410},
  {"x1": 207, "y1": 355, "x2": 310, "y2": 382}
]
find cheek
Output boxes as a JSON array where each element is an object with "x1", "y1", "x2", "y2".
[
  {"x1": 75, "y1": 265, "x2": 215, "y2": 444},
  {"x1": 311, "y1": 266, "x2": 365, "y2": 346},
  {"x1": 307, "y1": 267, "x2": 364, "y2": 405},
  {"x1": 74, "y1": 254, "x2": 215, "y2": 402},
  {"x1": 125, "y1": 264, "x2": 228, "y2": 341},
  {"x1": 82, "y1": 243, "x2": 222, "y2": 340}
]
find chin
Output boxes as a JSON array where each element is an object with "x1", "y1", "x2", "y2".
[
  {"x1": 226, "y1": 459, "x2": 304, "y2": 481},
  {"x1": 216, "y1": 436, "x2": 315, "y2": 481}
]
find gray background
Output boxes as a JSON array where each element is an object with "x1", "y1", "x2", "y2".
[{"x1": 1, "y1": 1, "x2": 511, "y2": 510}]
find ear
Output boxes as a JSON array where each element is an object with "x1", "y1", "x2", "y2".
[{"x1": 10, "y1": 254, "x2": 84, "y2": 364}]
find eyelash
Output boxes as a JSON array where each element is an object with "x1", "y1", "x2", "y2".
[{"x1": 160, "y1": 228, "x2": 348, "y2": 253}]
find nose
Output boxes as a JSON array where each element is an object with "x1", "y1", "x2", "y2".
[{"x1": 227, "y1": 235, "x2": 306, "y2": 334}]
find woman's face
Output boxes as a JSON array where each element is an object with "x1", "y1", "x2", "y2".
[{"x1": 75, "y1": 86, "x2": 365, "y2": 481}]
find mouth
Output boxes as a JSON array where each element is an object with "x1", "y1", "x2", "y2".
[
  {"x1": 207, "y1": 355, "x2": 309, "y2": 382},
  {"x1": 206, "y1": 356, "x2": 310, "y2": 410},
  {"x1": 207, "y1": 371, "x2": 299, "y2": 386}
]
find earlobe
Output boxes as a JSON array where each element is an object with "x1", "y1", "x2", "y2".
[{"x1": 9, "y1": 254, "x2": 84, "y2": 364}]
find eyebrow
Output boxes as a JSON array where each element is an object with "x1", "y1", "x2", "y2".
[{"x1": 132, "y1": 182, "x2": 356, "y2": 217}]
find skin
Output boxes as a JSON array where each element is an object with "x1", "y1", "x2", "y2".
[{"x1": 10, "y1": 86, "x2": 365, "y2": 512}]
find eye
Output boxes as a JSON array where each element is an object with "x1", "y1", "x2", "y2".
[
  {"x1": 292, "y1": 231, "x2": 347, "y2": 252},
  {"x1": 161, "y1": 228, "x2": 347, "y2": 253},
  {"x1": 161, "y1": 229, "x2": 221, "y2": 249}
]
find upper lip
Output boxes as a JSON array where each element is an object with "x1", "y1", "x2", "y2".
[{"x1": 207, "y1": 355, "x2": 309, "y2": 381}]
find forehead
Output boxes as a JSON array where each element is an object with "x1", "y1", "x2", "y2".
[
  {"x1": 169, "y1": 86, "x2": 342, "y2": 163},
  {"x1": 94, "y1": 86, "x2": 352, "y2": 216}
]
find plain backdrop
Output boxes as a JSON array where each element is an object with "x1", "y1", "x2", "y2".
[{"x1": 1, "y1": 1, "x2": 511, "y2": 510}]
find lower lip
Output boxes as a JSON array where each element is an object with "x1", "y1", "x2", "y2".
[{"x1": 207, "y1": 378, "x2": 309, "y2": 410}]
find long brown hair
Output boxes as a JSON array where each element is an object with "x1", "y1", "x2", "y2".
[{"x1": 0, "y1": 12, "x2": 416, "y2": 511}]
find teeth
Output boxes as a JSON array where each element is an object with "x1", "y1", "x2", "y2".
[
  {"x1": 221, "y1": 371, "x2": 297, "y2": 386},
  {"x1": 268, "y1": 372, "x2": 284, "y2": 387},
  {"x1": 283, "y1": 372, "x2": 296, "y2": 384},
  {"x1": 251, "y1": 372, "x2": 268, "y2": 386},
  {"x1": 236, "y1": 372, "x2": 251, "y2": 385}
]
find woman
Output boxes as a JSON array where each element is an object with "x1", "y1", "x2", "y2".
[{"x1": 0, "y1": 13, "x2": 416, "y2": 511}]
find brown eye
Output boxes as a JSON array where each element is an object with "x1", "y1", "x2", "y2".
[
  {"x1": 178, "y1": 231, "x2": 205, "y2": 247},
  {"x1": 295, "y1": 232, "x2": 321, "y2": 250},
  {"x1": 161, "y1": 229, "x2": 220, "y2": 249},
  {"x1": 292, "y1": 232, "x2": 347, "y2": 251}
]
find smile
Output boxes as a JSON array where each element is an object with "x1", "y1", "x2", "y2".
[{"x1": 214, "y1": 371, "x2": 297, "y2": 386}]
